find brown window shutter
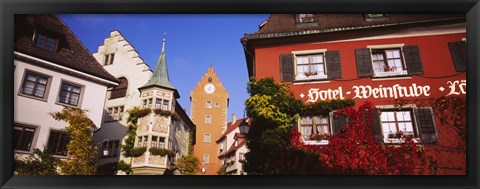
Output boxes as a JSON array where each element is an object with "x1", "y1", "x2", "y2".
[
  {"x1": 415, "y1": 107, "x2": 438, "y2": 143},
  {"x1": 448, "y1": 41, "x2": 466, "y2": 72},
  {"x1": 372, "y1": 109, "x2": 383, "y2": 143},
  {"x1": 325, "y1": 51, "x2": 342, "y2": 79},
  {"x1": 280, "y1": 54, "x2": 294, "y2": 82},
  {"x1": 403, "y1": 45, "x2": 424, "y2": 75},
  {"x1": 332, "y1": 113, "x2": 347, "y2": 135},
  {"x1": 355, "y1": 48, "x2": 373, "y2": 78}
]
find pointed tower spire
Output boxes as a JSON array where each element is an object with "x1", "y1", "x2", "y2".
[{"x1": 140, "y1": 33, "x2": 175, "y2": 91}]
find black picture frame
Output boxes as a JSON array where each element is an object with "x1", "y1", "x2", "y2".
[{"x1": 1, "y1": 0, "x2": 479, "y2": 189}]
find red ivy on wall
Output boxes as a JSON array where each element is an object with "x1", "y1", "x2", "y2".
[{"x1": 290, "y1": 101, "x2": 419, "y2": 175}]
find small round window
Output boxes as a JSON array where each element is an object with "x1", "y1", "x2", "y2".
[{"x1": 208, "y1": 77, "x2": 212, "y2": 82}]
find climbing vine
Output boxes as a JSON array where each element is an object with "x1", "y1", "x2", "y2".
[
  {"x1": 290, "y1": 101, "x2": 419, "y2": 175},
  {"x1": 392, "y1": 96, "x2": 467, "y2": 174},
  {"x1": 122, "y1": 107, "x2": 149, "y2": 158},
  {"x1": 243, "y1": 78, "x2": 355, "y2": 175},
  {"x1": 49, "y1": 107, "x2": 98, "y2": 175}
]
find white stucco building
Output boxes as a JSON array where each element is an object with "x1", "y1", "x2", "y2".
[
  {"x1": 13, "y1": 15, "x2": 118, "y2": 162},
  {"x1": 216, "y1": 114, "x2": 249, "y2": 175},
  {"x1": 91, "y1": 31, "x2": 153, "y2": 171},
  {"x1": 93, "y1": 31, "x2": 195, "y2": 175}
]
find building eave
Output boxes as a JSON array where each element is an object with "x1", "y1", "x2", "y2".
[
  {"x1": 243, "y1": 17, "x2": 466, "y2": 41},
  {"x1": 15, "y1": 51, "x2": 119, "y2": 87}
]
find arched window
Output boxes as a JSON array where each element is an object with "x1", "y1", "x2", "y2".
[{"x1": 110, "y1": 77, "x2": 128, "y2": 99}]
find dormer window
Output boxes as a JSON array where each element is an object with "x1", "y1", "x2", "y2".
[
  {"x1": 364, "y1": 14, "x2": 390, "y2": 22},
  {"x1": 35, "y1": 34, "x2": 58, "y2": 52},
  {"x1": 296, "y1": 14, "x2": 315, "y2": 23}
]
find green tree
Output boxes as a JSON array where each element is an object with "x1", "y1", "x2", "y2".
[
  {"x1": 173, "y1": 155, "x2": 200, "y2": 175},
  {"x1": 243, "y1": 77, "x2": 354, "y2": 175},
  {"x1": 49, "y1": 107, "x2": 97, "y2": 175},
  {"x1": 14, "y1": 148, "x2": 60, "y2": 175}
]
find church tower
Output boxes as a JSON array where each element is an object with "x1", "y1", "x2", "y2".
[{"x1": 190, "y1": 66, "x2": 229, "y2": 175}]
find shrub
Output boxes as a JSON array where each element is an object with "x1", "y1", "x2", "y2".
[
  {"x1": 149, "y1": 147, "x2": 168, "y2": 156},
  {"x1": 117, "y1": 160, "x2": 133, "y2": 175},
  {"x1": 130, "y1": 147, "x2": 147, "y2": 157}
]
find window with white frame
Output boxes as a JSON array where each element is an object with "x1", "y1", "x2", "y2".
[
  {"x1": 371, "y1": 48, "x2": 407, "y2": 77},
  {"x1": 295, "y1": 53, "x2": 327, "y2": 80},
  {"x1": 143, "y1": 98, "x2": 153, "y2": 109},
  {"x1": 105, "y1": 106, "x2": 124, "y2": 122},
  {"x1": 296, "y1": 14, "x2": 315, "y2": 23},
  {"x1": 299, "y1": 116, "x2": 331, "y2": 141},
  {"x1": 14, "y1": 124, "x2": 36, "y2": 152},
  {"x1": 380, "y1": 110, "x2": 416, "y2": 139},
  {"x1": 355, "y1": 45, "x2": 424, "y2": 78},
  {"x1": 214, "y1": 102, "x2": 220, "y2": 108},
  {"x1": 206, "y1": 100, "x2": 212, "y2": 108},
  {"x1": 137, "y1": 136, "x2": 148, "y2": 147},
  {"x1": 155, "y1": 98, "x2": 170, "y2": 111},
  {"x1": 205, "y1": 115, "x2": 212, "y2": 124},
  {"x1": 204, "y1": 154, "x2": 209, "y2": 163},
  {"x1": 151, "y1": 136, "x2": 165, "y2": 148},
  {"x1": 58, "y1": 82, "x2": 82, "y2": 107},
  {"x1": 204, "y1": 133, "x2": 211, "y2": 143},
  {"x1": 20, "y1": 71, "x2": 50, "y2": 99}
]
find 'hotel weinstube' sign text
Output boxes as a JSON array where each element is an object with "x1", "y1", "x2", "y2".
[{"x1": 302, "y1": 80, "x2": 466, "y2": 103}]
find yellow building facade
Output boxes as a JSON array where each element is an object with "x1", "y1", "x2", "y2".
[{"x1": 190, "y1": 66, "x2": 229, "y2": 175}]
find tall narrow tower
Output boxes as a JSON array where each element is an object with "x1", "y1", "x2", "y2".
[
  {"x1": 190, "y1": 66, "x2": 229, "y2": 175},
  {"x1": 131, "y1": 36, "x2": 180, "y2": 175}
]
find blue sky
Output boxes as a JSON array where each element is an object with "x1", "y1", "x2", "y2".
[{"x1": 59, "y1": 14, "x2": 269, "y2": 122}]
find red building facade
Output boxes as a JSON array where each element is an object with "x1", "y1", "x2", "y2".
[{"x1": 242, "y1": 14, "x2": 466, "y2": 175}]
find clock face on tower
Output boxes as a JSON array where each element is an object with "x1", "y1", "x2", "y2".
[{"x1": 204, "y1": 83, "x2": 216, "y2": 94}]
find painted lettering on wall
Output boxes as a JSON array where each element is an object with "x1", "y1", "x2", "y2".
[
  {"x1": 446, "y1": 80, "x2": 466, "y2": 96},
  {"x1": 302, "y1": 80, "x2": 466, "y2": 103}
]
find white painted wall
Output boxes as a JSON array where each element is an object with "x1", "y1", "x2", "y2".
[
  {"x1": 14, "y1": 58, "x2": 109, "y2": 154},
  {"x1": 92, "y1": 31, "x2": 153, "y2": 166},
  {"x1": 218, "y1": 119, "x2": 249, "y2": 175}
]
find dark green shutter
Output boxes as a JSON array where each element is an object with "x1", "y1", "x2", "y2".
[
  {"x1": 355, "y1": 48, "x2": 373, "y2": 78},
  {"x1": 325, "y1": 51, "x2": 342, "y2": 79},
  {"x1": 415, "y1": 107, "x2": 438, "y2": 143},
  {"x1": 403, "y1": 45, "x2": 424, "y2": 75},
  {"x1": 448, "y1": 41, "x2": 466, "y2": 72},
  {"x1": 372, "y1": 109, "x2": 383, "y2": 143},
  {"x1": 280, "y1": 54, "x2": 294, "y2": 82},
  {"x1": 332, "y1": 113, "x2": 347, "y2": 135}
]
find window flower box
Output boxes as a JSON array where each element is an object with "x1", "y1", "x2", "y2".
[
  {"x1": 304, "y1": 71, "x2": 318, "y2": 77},
  {"x1": 309, "y1": 133, "x2": 332, "y2": 141},
  {"x1": 387, "y1": 131, "x2": 414, "y2": 139}
]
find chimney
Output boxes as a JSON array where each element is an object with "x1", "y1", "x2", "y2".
[{"x1": 231, "y1": 114, "x2": 236, "y2": 125}]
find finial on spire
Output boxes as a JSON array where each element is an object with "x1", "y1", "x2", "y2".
[{"x1": 161, "y1": 32, "x2": 166, "y2": 53}]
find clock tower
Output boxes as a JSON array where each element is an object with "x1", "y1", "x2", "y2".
[{"x1": 190, "y1": 66, "x2": 229, "y2": 175}]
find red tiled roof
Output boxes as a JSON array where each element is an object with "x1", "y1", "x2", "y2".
[
  {"x1": 14, "y1": 14, "x2": 118, "y2": 84},
  {"x1": 244, "y1": 14, "x2": 465, "y2": 40},
  {"x1": 216, "y1": 117, "x2": 250, "y2": 143}
]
